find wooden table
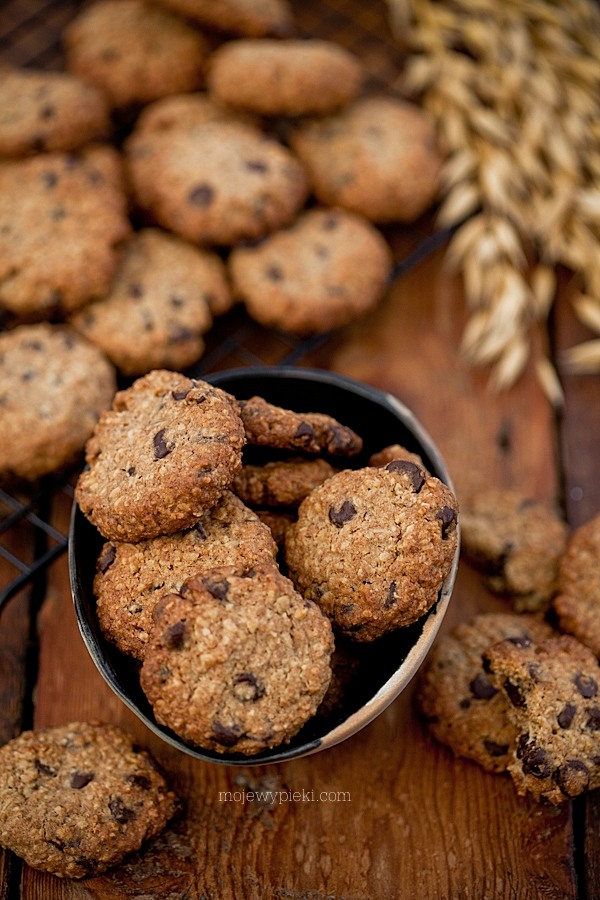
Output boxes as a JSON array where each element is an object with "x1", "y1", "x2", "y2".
[{"x1": 2, "y1": 0, "x2": 599, "y2": 897}]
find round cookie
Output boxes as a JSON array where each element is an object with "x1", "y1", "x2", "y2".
[
  {"x1": 207, "y1": 39, "x2": 363, "y2": 117},
  {"x1": 130, "y1": 91, "x2": 257, "y2": 140},
  {"x1": 285, "y1": 460, "x2": 458, "y2": 641},
  {"x1": 125, "y1": 118, "x2": 308, "y2": 246},
  {"x1": 238, "y1": 395, "x2": 363, "y2": 456},
  {"x1": 153, "y1": 0, "x2": 293, "y2": 37},
  {"x1": 229, "y1": 208, "x2": 392, "y2": 335},
  {"x1": 70, "y1": 228, "x2": 232, "y2": 376},
  {"x1": 483, "y1": 634, "x2": 600, "y2": 804},
  {"x1": 140, "y1": 564, "x2": 334, "y2": 755},
  {"x1": 416, "y1": 612, "x2": 555, "y2": 773},
  {"x1": 63, "y1": 0, "x2": 208, "y2": 110},
  {"x1": 0, "y1": 323, "x2": 116, "y2": 482},
  {"x1": 553, "y1": 512, "x2": 600, "y2": 658},
  {"x1": 75, "y1": 370, "x2": 246, "y2": 542},
  {"x1": 0, "y1": 145, "x2": 131, "y2": 318},
  {"x1": 0, "y1": 66, "x2": 110, "y2": 157},
  {"x1": 460, "y1": 488, "x2": 569, "y2": 612},
  {"x1": 232, "y1": 457, "x2": 336, "y2": 508},
  {"x1": 95, "y1": 491, "x2": 277, "y2": 660},
  {"x1": 0, "y1": 721, "x2": 179, "y2": 878},
  {"x1": 290, "y1": 96, "x2": 444, "y2": 224}
]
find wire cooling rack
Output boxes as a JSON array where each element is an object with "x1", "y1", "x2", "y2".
[{"x1": 0, "y1": 0, "x2": 450, "y2": 609}]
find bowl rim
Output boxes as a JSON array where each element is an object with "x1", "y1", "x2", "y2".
[{"x1": 69, "y1": 365, "x2": 459, "y2": 765}]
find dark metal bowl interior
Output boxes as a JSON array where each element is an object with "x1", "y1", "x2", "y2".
[{"x1": 69, "y1": 366, "x2": 458, "y2": 765}]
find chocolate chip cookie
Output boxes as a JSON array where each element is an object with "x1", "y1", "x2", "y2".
[
  {"x1": 232, "y1": 457, "x2": 336, "y2": 508},
  {"x1": 95, "y1": 491, "x2": 277, "y2": 660},
  {"x1": 0, "y1": 66, "x2": 110, "y2": 157},
  {"x1": 153, "y1": 0, "x2": 293, "y2": 37},
  {"x1": 70, "y1": 228, "x2": 231, "y2": 376},
  {"x1": 140, "y1": 564, "x2": 334, "y2": 755},
  {"x1": 75, "y1": 370, "x2": 246, "y2": 542},
  {"x1": 417, "y1": 612, "x2": 554, "y2": 773},
  {"x1": 483, "y1": 634, "x2": 600, "y2": 804},
  {"x1": 0, "y1": 323, "x2": 116, "y2": 482},
  {"x1": 207, "y1": 39, "x2": 363, "y2": 117},
  {"x1": 285, "y1": 460, "x2": 458, "y2": 640},
  {"x1": 0, "y1": 145, "x2": 131, "y2": 318},
  {"x1": 229, "y1": 208, "x2": 392, "y2": 335},
  {"x1": 0, "y1": 721, "x2": 179, "y2": 878},
  {"x1": 64, "y1": 0, "x2": 208, "y2": 109},
  {"x1": 460, "y1": 488, "x2": 568, "y2": 612},
  {"x1": 553, "y1": 512, "x2": 600, "y2": 657}
]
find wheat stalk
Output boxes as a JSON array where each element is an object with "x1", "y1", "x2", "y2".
[{"x1": 387, "y1": 0, "x2": 600, "y2": 400}]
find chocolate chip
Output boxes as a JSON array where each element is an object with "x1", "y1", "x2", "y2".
[
  {"x1": 203, "y1": 577, "x2": 229, "y2": 600},
  {"x1": 35, "y1": 760, "x2": 57, "y2": 777},
  {"x1": 295, "y1": 422, "x2": 315, "y2": 442},
  {"x1": 98, "y1": 543, "x2": 116, "y2": 573},
  {"x1": 126, "y1": 773, "x2": 151, "y2": 790},
  {"x1": 328, "y1": 500, "x2": 357, "y2": 527},
  {"x1": 483, "y1": 739, "x2": 509, "y2": 757},
  {"x1": 212, "y1": 720, "x2": 243, "y2": 747},
  {"x1": 385, "y1": 459, "x2": 425, "y2": 492},
  {"x1": 188, "y1": 184, "x2": 214, "y2": 206},
  {"x1": 574, "y1": 673, "x2": 598, "y2": 698},
  {"x1": 554, "y1": 760, "x2": 590, "y2": 798},
  {"x1": 128, "y1": 282, "x2": 144, "y2": 298},
  {"x1": 164, "y1": 620, "x2": 186, "y2": 650},
  {"x1": 506, "y1": 635, "x2": 531, "y2": 648},
  {"x1": 557, "y1": 703, "x2": 577, "y2": 729},
  {"x1": 383, "y1": 581, "x2": 397, "y2": 608},
  {"x1": 266, "y1": 265, "x2": 284, "y2": 281},
  {"x1": 170, "y1": 295, "x2": 184, "y2": 308},
  {"x1": 109, "y1": 797, "x2": 136, "y2": 824},
  {"x1": 71, "y1": 771, "x2": 94, "y2": 789},
  {"x1": 39, "y1": 104, "x2": 55, "y2": 120},
  {"x1": 245, "y1": 160, "x2": 268, "y2": 172},
  {"x1": 153, "y1": 429, "x2": 172, "y2": 460},
  {"x1": 585, "y1": 707, "x2": 600, "y2": 730},
  {"x1": 459, "y1": 698, "x2": 471, "y2": 710},
  {"x1": 170, "y1": 326, "x2": 194, "y2": 342},
  {"x1": 42, "y1": 171, "x2": 58, "y2": 188},
  {"x1": 470, "y1": 673, "x2": 498, "y2": 700},
  {"x1": 322, "y1": 214, "x2": 339, "y2": 230},
  {"x1": 193, "y1": 522, "x2": 208, "y2": 539},
  {"x1": 503, "y1": 679, "x2": 527, "y2": 708},
  {"x1": 233, "y1": 672, "x2": 265, "y2": 702},
  {"x1": 127, "y1": 466, "x2": 136, "y2": 476},
  {"x1": 340, "y1": 602, "x2": 354, "y2": 615},
  {"x1": 436, "y1": 505, "x2": 458, "y2": 538},
  {"x1": 172, "y1": 387, "x2": 191, "y2": 400},
  {"x1": 521, "y1": 745, "x2": 552, "y2": 779}
]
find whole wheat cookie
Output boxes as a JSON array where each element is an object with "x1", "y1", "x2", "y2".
[
  {"x1": 0, "y1": 721, "x2": 179, "y2": 878},
  {"x1": 153, "y1": 0, "x2": 293, "y2": 37},
  {"x1": 126, "y1": 117, "x2": 308, "y2": 246},
  {"x1": 238, "y1": 395, "x2": 363, "y2": 456},
  {"x1": 285, "y1": 460, "x2": 458, "y2": 641},
  {"x1": 483, "y1": 634, "x2": 600, "y2": 804},
  {"x1": 207, "y1": 39, "x2": 362, "y2": 117},
  {"x1": 140, "y1": 564, "x2": 334, "y2": 755},
  {"x1": 70, "y1": 228, "x2": 231, "y2": 376},
  {"x1": 460, "y1": 488, "x2": 568, "y2": 612},
  {"x1": 416, "y1": 612, "x2": 555, "y2": 773},
  {"x1": 290, "y1": 96, "x2": 443, "y2": 223},
  {"x1": 0, "y1": 145, "x2": 130, "y2": 318},
  {"x1": 63, "y1": 0, "x2": 208, "y2": 109},
  {"x1": 0, "y1": 66, "x2": 110, "y2": 157},
  {"x1": 95, "y1": 491, "x2": 277, "y2": 660},
  {"x1": 0, "y1": 323, "x2": 116, "y2": 482},
  {"x1": 232, "y1": 457, "x2": 336, "y2": 508},
  {"x1": 229, "y1": 208, "x2": 392, "y2": 335},
  {"x1": 75, "y1": 370, "x2": 246, "y2": 542},
  {"x1": 553, "y1": 512, "x2": 600, "y2": 658}
]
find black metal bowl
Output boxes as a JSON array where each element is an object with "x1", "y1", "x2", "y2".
[{"x1": 69, "y1": 366, "x2": 459, "y2": 765}]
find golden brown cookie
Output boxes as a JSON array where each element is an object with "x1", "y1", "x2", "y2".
[
  {"x1": 232, "y1": 457, "x2": 336, "y2": 508},
  {"x1": 153, "y1": 0, "x2": 293, "y2": 37}
]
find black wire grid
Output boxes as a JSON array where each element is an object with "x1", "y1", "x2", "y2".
[{"x1": 0, "y1": 0, "x2": 452, "y2": 610}]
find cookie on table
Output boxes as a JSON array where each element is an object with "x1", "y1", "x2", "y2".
[
  {"x1": 125, "y1": 117, "x2": 308, "y2": 246},
  {"x1": 95, "y1": 491, "x2": 277, "y2": 660},
  {"x1": 553, "y1": 512, "x2": 600, "y2": 658},
  {"x1": 75, "y1": 370, "x2": 246, "y2": 542},
  {"x1": 0, "y1": 145, "x2": 130, "y2": 318},
  {"x1": 460, "y1": 488, "x2": 568, "y2": 612},
  {"x1": 233, "y1": 457, "x2": 336, "y2": 508},
  {"x1": 290, "y1": 96, "x2": 443, "y2": 224},
  {"x1": 153, "y1": 0, "x2": 293, "y2": 37},
  {"x1": 368, "y1": 443, "x2": 426, "y2": 470},
  {"x1": 0, "y1": 323, "x2": 116, "y2": 482},
  {"x1": 0, "y1": 66, "x2": 110, "y2": 157},
  {"x1": 417, "y1": 612, "x2": 555, "y2": 773},
  {"x1": 0, "y1": 721, "x2": 179, "y2": 878},
  {"x1": 140, "y1": 564, "x2": 334, "y2": 755},
  {"x1": 229, "y1": 208, "x2": 392, "y2": 335},
  {"x1": 285, "y1": 460, "x2": 458, "y2": 641},
  {"x1": 238, "y1": 395, "x2": 363, "y2": 456},
  {"x1": 483, "y1": 634, "x2": 600, "y2": 804},
  {"x1": 207, "y1": 39, "x2": 363, "y2": 117},
  {"x1": 63, "y1": 0, "x2": 208, "y2": 110},
  {"x1": 70, "y1": 228, "x2": 231, "y2": 376}
]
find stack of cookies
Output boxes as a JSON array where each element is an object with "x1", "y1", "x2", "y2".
[{"x1": 74, "y1": 368, "x2": 459, "y2": 757}]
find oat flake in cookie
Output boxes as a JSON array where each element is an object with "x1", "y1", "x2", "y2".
[
  {"x1": 140, "y1": 564, "x2": 334, "y2": 755},
  {"x1": 0, "y1": 323, "x2": 116, "y2": 482},
  {"x1": 0, "y1": 721, "x2": 179, "y2": 878},
  {"x1": 285, "y1": 460, "x2": 458, "y2": 641},
  {"x1": 75, "y1": 370, "x2": 246, "y2": 542}
]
